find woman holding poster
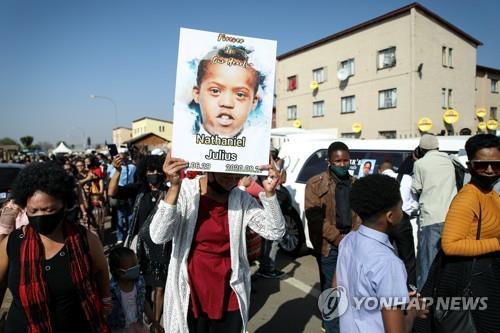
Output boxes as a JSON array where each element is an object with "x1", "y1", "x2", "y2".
[{"x1": 149, "y1": 154, "x2": 285, "y2": 333}]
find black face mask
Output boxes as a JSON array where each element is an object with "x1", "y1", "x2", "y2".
[
  {"x1": 147, "y1": 174, "x2": 164, "y2": 186},
  {"x1": 470, "y1": 170, "x2": 500, "y2": 191},
  {"x1": 27, "y1": 209, "x2": 65, "y2": 235}
]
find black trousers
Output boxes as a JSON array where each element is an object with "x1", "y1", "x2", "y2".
[
  {"x1": 388, "y1": 214, "x2": 417, "y2": 287},
  {"x1": 187, "y1": 310, "x2": 242, "y2": 333}
]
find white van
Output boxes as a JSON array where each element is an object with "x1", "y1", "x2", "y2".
[{"x1": 275, "y1": 135, "x2": 469, "y2": 254}]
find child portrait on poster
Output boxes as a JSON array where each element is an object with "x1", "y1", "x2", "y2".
[
  {"x1": 189, "y1": 45, "x2": 264, "y2": 138},
  {"x1": 172, "y1": 28, "x2": 276, "y2": 174}
]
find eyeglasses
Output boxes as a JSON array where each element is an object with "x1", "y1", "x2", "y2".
[{"x1": 470, "y1": 160, "x2": 500, "y2": 173}]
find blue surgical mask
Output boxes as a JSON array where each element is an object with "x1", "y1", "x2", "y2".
[{"x1": 120, "y1": 265, "x2": 140, "y2": 280}]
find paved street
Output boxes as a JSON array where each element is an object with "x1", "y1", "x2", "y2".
[
  {"x1": 249, "y1": 250, "x2": 323, "y2": 333},
  {"x1": 1, "y1": 220, "x2": 324, "y2": 333}
]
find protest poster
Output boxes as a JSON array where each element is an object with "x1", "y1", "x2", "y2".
[{"x1": 171, "y1": 28, "x2": 277, "y2": 175}]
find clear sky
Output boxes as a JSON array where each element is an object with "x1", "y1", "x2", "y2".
[{"x1": 1, "y1": 0, "x2": 499, "y2": 146}]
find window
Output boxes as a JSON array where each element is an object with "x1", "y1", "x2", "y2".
[
  {"x1": 377, "y1": 47, "x2": 396, "y2": 69},
  {"x1": 340, "y1": 58, "x2": 355, "y2": 76},
  {"x1": 378, "y1": 130, "x2": 397, "y2": 139},
  {"x1": 442, "y1": 46, "x2": 453, "y2": 67},
  {"x1": 492, "y1": 79, "x2": 499, "y2": 93},
  {"x1": 491, "y1": 107, "x2": 498, "y2": 120},
  {"x1": 341, "y1": 95, "x2": 356, "y2": 113},
  {"x1": 287, "y1": 105, "x2": 297, "y2": 120},
  {"x1": 349, "y1": 150, "x2": 410, "y2": 176},
  {"x1": 287, "y1": 75, "x2": 297, "y2": 91},
  {"x1": 378, "y1": 88, "x2": 397, "y2": 109},
  {"x1": 442, "y1": 88, "x2": 453, "y2": 108},
  {"x1": 313, "y1": 101, "x2": 325, "y2": 117},
  {"x1": 296, "y1": 149, "x2": 329, "y2": 184},
  {"x1": 312, "y1": 67, "x2": 326, "y2": 83}
]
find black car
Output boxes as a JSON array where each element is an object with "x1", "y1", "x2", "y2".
[{"x1": 0, "y1": 164, "x2": 24, "y2": 205}]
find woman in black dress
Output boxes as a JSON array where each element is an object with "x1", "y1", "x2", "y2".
[{"x1": 0, "y1": 161, "x2": 110, "y2": 332}]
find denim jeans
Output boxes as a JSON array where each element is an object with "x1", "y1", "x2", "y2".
[
  {"x1": 259, "y1": 238, "x2": 279, "y2": 273},
  {"x1": 417, "y1": 222, "x2": 444, "y2": 290},
  {"x1": 316, "y1": 246, "x2": 340, "y2": 333},
  {"x1": 116, "y1": 203, "x2": 131, "y2": 242}
]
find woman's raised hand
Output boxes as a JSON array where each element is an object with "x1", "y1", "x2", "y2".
[
  {"x1": 111, "y1": 155, "x2": 123, "y2": 170},
  {"x1": 258, "y1": 162, "x2": 282, "y2": 197},
  {"x1": 163, "y1": 152, "x2": 188, "y2": 186}
]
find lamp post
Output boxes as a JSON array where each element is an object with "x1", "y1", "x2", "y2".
[{"x1": 90, "y1": 94, "x2": 118, "y2": 128}]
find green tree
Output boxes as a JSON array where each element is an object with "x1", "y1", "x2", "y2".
[
  {"x1": 0, "y1": 137, "x2": 18, "y2": 145},
  {"x1": 20, "y1": 136, "x2": 34, "y2": 148}
]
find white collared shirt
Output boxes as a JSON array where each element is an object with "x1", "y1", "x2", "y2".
[{"x1": 382, "y1": 169, "x2": 419, "y2": 216}]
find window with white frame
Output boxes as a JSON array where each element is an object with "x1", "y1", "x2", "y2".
[
  {"x1": 492, "y1": 79, "x2": 498, "y2": 93},
  {"x1": 491, "y1": 107, "x2": 498, "y2": 120},
  {"x1": 287, "y1": 105, "x2": 297, "y2": 120},
  {"x1": 313, "y1": 101, "x2": 325, "y2": 117},
  {"x1": 341, "y1": 95, "x2": 356, "y2": 113},
  {"x1": 287, "y1": 75, "x2": 298, "y2": 91},
  {"x1": 312, "y1": 67, "x2": 326, "y2": 83},
  {"x1": 377, "y1": 47, "x2": 396, "y2": 69},
  {"x1": 442, "y1": 88, "x2": 453, "y2": 108},
  {"x1": 442, "y1": 46, "x2": 453, "y2": 67},
  {"x1": 340, "y1": 58, "x2": 355, "y2": 76},
  {"x1": 378, "y1": 89, "x2": 397, "y2": 108}
]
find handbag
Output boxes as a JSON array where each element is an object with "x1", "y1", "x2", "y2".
[{"x1": 432, "y1": 207, "x2": 482, "y2": 333}]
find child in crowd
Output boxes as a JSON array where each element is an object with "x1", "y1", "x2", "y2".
[
  {"x1": 335, "y1": 174, "x2": 428, "y2": 333},
  {"x1": 107, "y1": 247, "x2": 164, "y2": 333}
]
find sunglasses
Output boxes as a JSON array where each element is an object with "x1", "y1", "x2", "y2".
[{"x1": 470, "y1": 160, "x2": 500, "y2": 173}]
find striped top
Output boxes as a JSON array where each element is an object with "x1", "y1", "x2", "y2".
[{"x1": 442, "y1": 183, "x2": 500, "y2": 256}]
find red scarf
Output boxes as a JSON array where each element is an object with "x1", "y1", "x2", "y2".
[{"x1": 19, "y1": 221, "x2": 109, "y2": 333}]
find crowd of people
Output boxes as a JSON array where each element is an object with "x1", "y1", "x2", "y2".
[
  {"x1": 305, "y1": 133, "x2": 499, "y2": 333},
  {"x1": 0, "y1": 133, "x2": 498, "y2": 333}
]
